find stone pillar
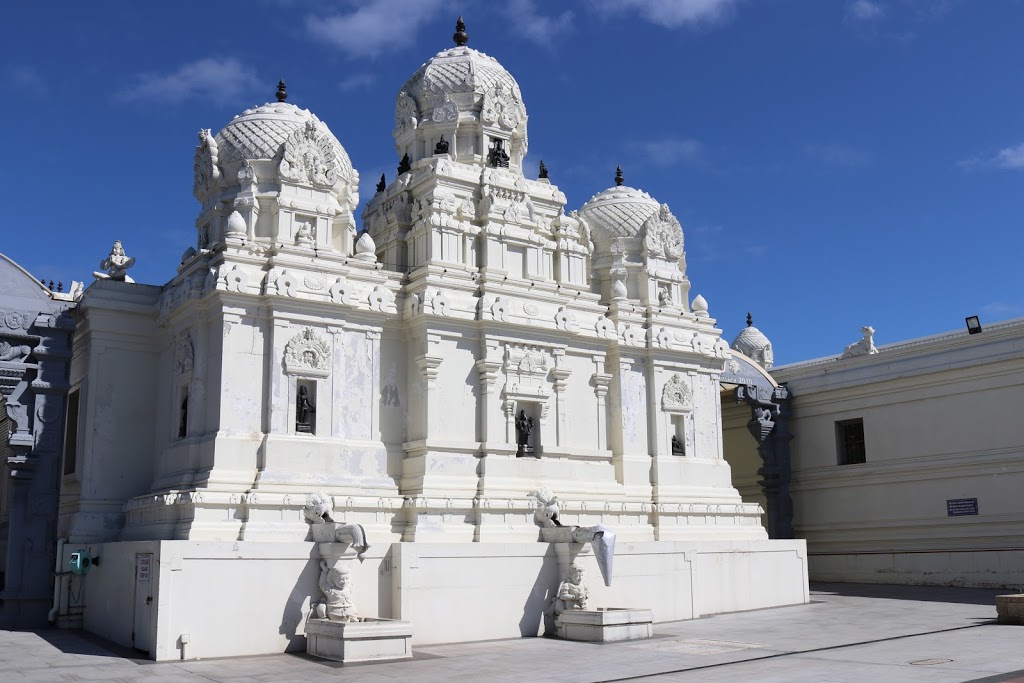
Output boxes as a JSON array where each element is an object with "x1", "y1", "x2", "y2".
[
  {"x1": 737, "y1": 384, "x2": 794, "y2": 539},
  {"x1": 475, "y1": 341, "x2": 502, "y2": 449},
  {"x1": 551, "y1": 351, "x2": 571, "y2": 448}
]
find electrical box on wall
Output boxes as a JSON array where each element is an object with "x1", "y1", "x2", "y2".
[{"x1": 68, "y1": 549, "x2": 98, "y2": 575}]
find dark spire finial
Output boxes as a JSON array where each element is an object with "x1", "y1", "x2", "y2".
[
  {"x1": 397, "y1": 152, "x2": 411, "y2": 175},
  {"x1": 276, "y1": 80, "x2": 287, "y2": 102},
  {"x1": 57, "y1": 281, "x2": 63, "y2": 293},
  {"x1": 376, "y1": 173, "x2": 386, "y2": 193},
  {"x1": 453, "y1": 16, "x2": 468, "y2": 46},
  {"x1": 539, "y1": 160, "x2": 548, "y2": 179},
  {"x1": 614, "y1": 165, "x2": 624, "y2": 186},
  {"x1": 746, "y1": 312, "x2": 753, "y2": 327}
]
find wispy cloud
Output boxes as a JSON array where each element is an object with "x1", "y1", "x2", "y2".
[
  {"x1": 845, "y1": 0, "x2": 885, "y2": 22},
  {"x1": 959, "y1": 143, "x2": 1024, "y2": 171},
  {"x1": 5, "y1": 65, "x2": 47, "y2": 96},
  {"x1": 116, "y1": 58, "x2": 260, "y2": 105},
  {"x1": 595, "y1": 0, "x2": 739, "y2": 28},
  {"x1": 634, "y1": 138, "x2": 704, "y2": 168},
  {"x1": 307, "y1": 0, "x2": 448, "y2": 59},
  {"x1": 980, "y1": 302, "x2": 1023, "y2": 319},
  {"x1": 504, "y1": 0, "x2": 574, "y2": 44},
  {"x1": 804, "y1": 143, "x2": 872, "y2": 167},
  {"x1": 339, "y1": 73, "x2": 376, "y2": 91}
]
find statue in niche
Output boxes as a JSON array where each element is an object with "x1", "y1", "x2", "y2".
[
  {"x1": 178, "y1": 394, "x2": 188, "y2": 439},
  {"x1": 548, "y1": 563, "x2": 589, "y2": 618},
  {"x1": 296, "y1": 385, "x2": 315, "y2": 433},
  {"x1": 313, "y1": 561, "x2": 360, "y2": 622},
  {"x1": 487, "y1": 138, "x2": 510, "y2": 168},
  {"x1": 93, "y1": 240, "x2": 136, "y2": 282},
  {"x1": 434, "y1": 135, "x2": 449, "y2": 155},
  {"x1": 671, "y1": 434, "x2": 684, "y2": 456},
  {"x1": 0, "y1": 340, "x2": 32, "y2": 363},
  {"x1": 658, "y1": 287, "x2": 672, "y2": 307},
  {"x1": 515, "y1": 409, "x2": 536, "y2": 458}
]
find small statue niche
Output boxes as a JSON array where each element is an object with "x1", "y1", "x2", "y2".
[
  {"x1": 296, "y1": 384, "x2": 316, "y2": 434},
  {"x1": 487, "y1": 138, "x2": 510, "y2": 168},
  {"x1": 434, "y1": 135, "x2": 450, "y2": 155},
  {"x1": 671, "y1": 434, "x2": 684, "y2": 456},
  {"x1": 515, "y1": 408, "x2": 537, "y2": 458}
]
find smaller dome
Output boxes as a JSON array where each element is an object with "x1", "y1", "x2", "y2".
[
  {"x1": 578, "y1": 185, "x2": 660, "y2": 244},
  {"x1": 732, "y1": 313, "x2": 774, "y2": 369},
  {"x1": 214, "y1": 102, "x2": 354, "y2": 180}
]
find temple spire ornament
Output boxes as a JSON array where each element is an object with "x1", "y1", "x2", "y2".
[
  {"x1": 276, "y1": 80, "x2": 287, "y2": 102},
  {"x1": 614, "y1": 165, "x2": 624, "y2": 186},
  {"x1": 539, "y1": 160, "x2": 548, "y2": 179},
  {"x1": 376, "y1": 173, "x2": 386, "y2": 193},
  {"x1": 747, "y1": 312, "x2": 753, "y2": 327},
  {"x1": 453, "y1": 16, "x2": 468, "y2": 46},
  {"x1": 397, "y1": 153, "x2": 411, "y2": 175}
]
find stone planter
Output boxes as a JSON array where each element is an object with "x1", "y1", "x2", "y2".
[
  {"x1": 996, "y1": 594, "x2": 1024, "y2": 625},
  {"x1": 305, "y1": 618, "x2": 414, "y2": 662},
  {"x1": 556, "y1": 608, "x2": 654, "y2": 642}
]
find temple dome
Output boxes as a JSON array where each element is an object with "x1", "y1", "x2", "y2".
[
  {"x1": 732, "y1": 314, "x2": 774, "y2": 369},
  {"x1": 395, "y1": 45, "x2": 526, "y2": 138},
  {"x1": 214, "y1": 101, "x2": 354, "y2": 180},
  {"x1": 578, "y1": 185, "x2": 661, "y2": 244}
]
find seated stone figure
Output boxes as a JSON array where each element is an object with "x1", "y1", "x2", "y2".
[
  {"x1": 841, "y1": 325, "x2": 878, "y2": 358},
  {"x1": 93, "y1": 240, "x2": 136, "y2": 282},
  {"x1": 548, "y1": 563, "x2": 589, "y2": 617},
  {"x1": 314, "y1": 561, "x2": 359, "y2": 623}
]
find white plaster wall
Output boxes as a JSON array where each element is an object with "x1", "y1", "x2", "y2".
[
  {"x1": 432, "y1": 337, "x2": 479, "y2": 443},
  {"x1": 562, "y1": 352, "x2": 601, "y2": 450},
  {"x1": 775, "y1": 323, "x2": 1024, "y2": 588}
]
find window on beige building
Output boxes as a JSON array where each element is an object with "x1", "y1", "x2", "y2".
[{"x1": 836, "y1": 418, "x2": 866, "y2": 465}]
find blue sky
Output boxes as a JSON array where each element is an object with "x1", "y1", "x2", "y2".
[{"x1": 3, "y1": 0, "x2": 1022, "y2": 364}]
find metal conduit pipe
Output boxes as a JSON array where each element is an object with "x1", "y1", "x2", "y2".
[{"x1": 47, "y1": 537, "x2": 67, "y2": 623}]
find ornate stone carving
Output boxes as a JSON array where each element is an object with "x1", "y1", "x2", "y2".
[
  {"x1": 431, "y1": 92, "x2": 458, "y2": 123},
  {"x1": 93, "y1": 240, "x2": 136, "y2": 282},
  {"x1": 314, "y1": 562, "x2": 359, "y2": 622},
  {"x1": 193, "y1": 128, "x2": 221, "y2": 199},
  {"x1": 225, "y1": 210, "x2": 247, "y2": 238},
  {"x1": 394, "y1": 91, "x2": 419, "y2": 137},
  {"x1": 329, "y1": 278, "x2": 357, "y2": 306},
  {"x1": 554, "y1": 307, "x2": 579, "y2": 333},
  {"x1": 279, "y1": 119, "x2": 340, "y2": 188},
  {"x1": 842, "y1": 326, "x2": 878, "y2": 358},
  {"x1": 661, "y1": 373, "x2": 692, "y2": 412},
  {"x1": 284, "y1": 327, "x2": 332, "y2": 377},
  {"x1": 642, "y1": 204, "x2": 684, "y2": 260},
  {"x1": 304, "y1": 273, "x2": 326, "y2": 291},
  {"x1": 491, "y1": 296, "x2": 509, "y2": 323},
  {"x1": 0, "y1": 339, "x2": 32, "y2": 362},
  {"x1": 595, "y1": 316, "x2": 617, "y2": 339},
  {"x1": 482, "y1": 82, "x2": 522, "y2": 130},
  {"x1": 368, "y1": 285, "x2": 396, "y2": 313},
  {"x1": 175, "y1": 331, "x2": 194, "y2": 375},
  {"x1": 224, "y1": 266, "x2": 249, "y2": 293},
  {"x1": 547, "y1": 564, "x2": 589, "y2": 618},
  {"x1": 1, "y1": 311, "x2": 33, "y2": 331},
  {"x1": 529, "y1": 488, "x2": 562, "y2": 527}
]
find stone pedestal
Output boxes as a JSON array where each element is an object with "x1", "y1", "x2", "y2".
[
  {"x1": 996, "y1": 594, "x2": 1024, "y2": 625},
  {"x1": 556, "y1": 608, "x2": 654, "y2": 642},
  {"x1": 305, "y1": 618, "x2": 414, "y2": 662}
]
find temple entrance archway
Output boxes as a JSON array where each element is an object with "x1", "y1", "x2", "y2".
[{"x1": 720, "y1": 350, "x2": 793, "y2": 539}]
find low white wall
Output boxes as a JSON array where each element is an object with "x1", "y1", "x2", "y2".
[
  {"x1": 73, "y1": 539, "x2": 807, "y2": 660},
  {"x1": 810, "y1": 549, "x2": 1024, "y2": 589}
]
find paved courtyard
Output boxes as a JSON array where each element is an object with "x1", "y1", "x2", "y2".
[{"x1": 1, "y1": 583, "x2": 1022, "y2": 682}]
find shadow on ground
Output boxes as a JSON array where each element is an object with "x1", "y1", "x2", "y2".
[{"x1": 811, "y1": 581, "x2": 1007, "y2": 606}]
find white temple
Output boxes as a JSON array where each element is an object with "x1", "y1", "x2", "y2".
[{"x1": 54, "y1": 20, "x2": 807, "y2": 659}]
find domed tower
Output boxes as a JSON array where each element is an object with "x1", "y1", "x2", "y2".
[
  {"x1": 732, "y1": 313, "x2": 774, "y2": 369},
  {"x1": 192, "y1": 81, "x2": 360, "y2": 256},
  {"x1": 578, "y1": 167, "x2": 690, "y2": 310},
  {"x1": 363, "y1": 18, "x2": 590, "y2": 287}
]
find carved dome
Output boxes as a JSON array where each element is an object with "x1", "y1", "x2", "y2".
[
  {"x1": 732, "y1": 315, "x2": 774, "y2": 369},
  {"x1": 578, "y1": 185, "x2": 661, "y2": 243},
  {"x1": 214, "y1": 102, "x2": 354, "y2": 180},
  {"x1": 395, "y1": 45, "x2": 526, "y2": 140}
]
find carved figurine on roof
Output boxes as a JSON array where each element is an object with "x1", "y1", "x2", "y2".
[
  {"x1": 93, "y1": 240, "x2": 136, "y2": 282},
  {"x1": 578, "y1": 167, "x2": 690, "y2": 310},
  {"x1": 191, "y1": 80, "x2": 361, "y2": 257}
]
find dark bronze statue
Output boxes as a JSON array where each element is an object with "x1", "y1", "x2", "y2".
[
  {"x1": 671, "y1": 434, "x2": 684, "y2": 456},
  {"x1": 296, "y1": 385, "x2": 315, "y2": 433},
  {"x1": 515, "y1": 409, "x2": 537, "y2": 458},
  {"x1": 434, "y1": 135, "x2": 449, "y2": 155},
  {"x1": 487, "y1": 138, "x2": 510, "y2": 168}
]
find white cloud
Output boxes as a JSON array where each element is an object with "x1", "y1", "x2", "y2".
[
  {"x1": 959, "y1": 143, "x2": 1024, "y2": 171},
  {"x1": 307, "y1": 0, "x2": 449, "y2": 59},
  {"x1": 116, "y1": 58, "x2": 260, "y2": 105},
  {"x1": 504, "y1": 0, "x2": 574, "y2": 44},
  {"x1": 846, "y1": 0, "x2": 885, "y2": 22},
  {"x1": 635, "y1": 138, "x2": 703, "y2": 167},
  {"x1": 804, "y1": 143, "x2": 872, "y2": 167},
  {"x1": 339, "y1": 73, "x2": 376, "y2": 91},
  {"x1": 980, "y1": 302, "x2": 1023, "y2": 319},
  {"x1": 596, "y1": 0, "x2": 738, "y2": 28},
  {"x1": 5, "y1": 65, "x2": 47, "y2": 96}
]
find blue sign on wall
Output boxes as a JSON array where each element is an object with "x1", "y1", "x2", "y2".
[{"x1": 946, "y1": 498, "x2": 979, "y2": 517}]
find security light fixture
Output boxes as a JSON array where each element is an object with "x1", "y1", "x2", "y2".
[{"x1": 965, "y1": 316, "x2": 982, "y2": 335}]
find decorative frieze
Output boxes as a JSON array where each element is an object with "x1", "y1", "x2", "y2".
[
  {"x1": 661, "y1": 374, "x2": 692, "y2": 413},
  {"x1": 284, "y1": 328, "x2": 332, "y2": 378}
]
